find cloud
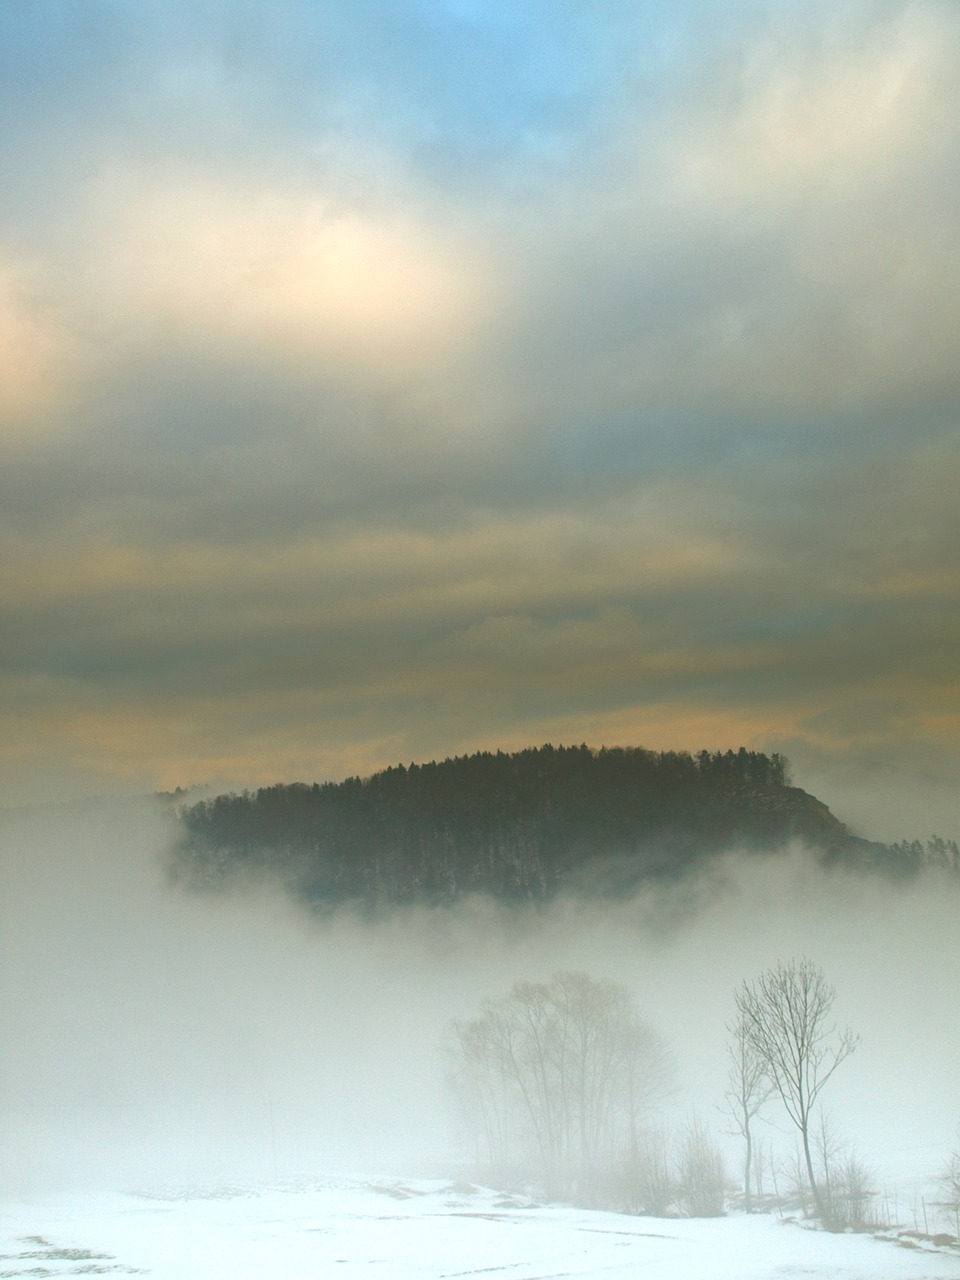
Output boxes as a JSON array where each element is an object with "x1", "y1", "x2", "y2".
[
  {"x1": 684, "y1": 3, "x2": 958, "y2": 191},
  {"x1": 81, "y1": 167, "x2": 497, "y2": 376},
  {"x1": 0, "y1": 0, "x2": 958, "y2": 827},
  {"x1": 0, "y1": 432, "x2": 955, "y2": 820},
  {"x1": 485, "y1": 9, "x2": 960, "y2": 435},
  {"x1": 0, "y1": 259, "x2": 82, "y2": 444},
  {"x1": 2, "y1": 423, "x2": 959, "y2": 818}
]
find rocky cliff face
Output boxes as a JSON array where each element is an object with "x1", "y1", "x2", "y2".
[{"x1": 727, "y1": 783, "x2": 848, "y2": 843}]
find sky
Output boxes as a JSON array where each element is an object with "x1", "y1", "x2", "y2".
[{"x1": 1, "y1": 0, "x2": 959, "y2": 840}]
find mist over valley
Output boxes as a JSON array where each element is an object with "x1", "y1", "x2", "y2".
[{"x1": 3, "y1": 756, "x2": 958, "y2": 1228}]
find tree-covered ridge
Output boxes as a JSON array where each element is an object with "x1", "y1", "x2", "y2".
[{"x1": 170, "y1": 743, "x2": 855, "y2": 905}]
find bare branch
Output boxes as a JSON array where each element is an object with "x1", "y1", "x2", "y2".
[{"x1": 734, "y1": 957, "x2": 859, "y2": 1224}]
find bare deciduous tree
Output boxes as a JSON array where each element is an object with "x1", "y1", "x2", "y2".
[
  {"x1": 675, "y1": 1114, "x2": 726, "y2": 1217},
  {"x1": 831, "y1": 1150, "x2": 877, "y2": 1229},
  {"x1": 625, "y1": 1125, "x2": 673, "y2": 1216},
  {"x1": 734, "y1": 957, "x2": 859, "y2": 1223},
  {"x1": 813, "y1": 1110, "x2": 877, "y2": 1230},
  {"x1": 449, "y1": 971, "x2": 673, "y2": 1205},
  {"x1": 937, "y1": 1137, "x2": 960, "y2": 1238},
  {"x1": 941, "y1": 1150, "x2": 960, "y2": 1209},
  {"x1": 723, "y1": 1012, "x2": 774, "y2": 1212}
]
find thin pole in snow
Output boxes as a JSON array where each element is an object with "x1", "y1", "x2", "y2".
[{"x1": 268, "y1": 1092, "x2": 278, "y2": 1181}]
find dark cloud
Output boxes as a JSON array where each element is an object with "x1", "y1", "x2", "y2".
[{"x1": 0, "y1": 0, "x2": 958, "y2": 826}]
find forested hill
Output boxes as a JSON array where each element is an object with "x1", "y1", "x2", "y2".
[{"x1": 169, "y1": 744, "x2": 951, "y2": 906}]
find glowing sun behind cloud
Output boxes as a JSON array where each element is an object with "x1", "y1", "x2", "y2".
[
  {"x1": 0, "y1": 262, "x2": 79, "y2": 443},
  {"x1": 91, "y1": 169, "x2": 494, "y2": 372}
]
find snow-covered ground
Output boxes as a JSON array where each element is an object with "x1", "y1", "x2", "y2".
[{"x1": 2, "y1": 1177, "x2": 958, "y2": 1280}]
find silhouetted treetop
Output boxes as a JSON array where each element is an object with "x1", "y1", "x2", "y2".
[{"x1": 168, "y1": 743, "x2": 875, "y2": 906}]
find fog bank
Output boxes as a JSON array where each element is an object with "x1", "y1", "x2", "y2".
[{"x1": 2, "y1": 802, "x2": 958, "y2": 1197}]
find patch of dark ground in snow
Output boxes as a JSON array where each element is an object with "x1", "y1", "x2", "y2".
[
  {"x1": 134, "y1": 1182, "x2": 255, "y2": 1201},
  {"x1": 0, "y1": 1237, "x2": 145, "y2": 1277},
  {"x1": 365, "y1": 1182, "x2": 429, "y2": 1200},
  {"x1": 439, "y1": 1212, "x2": 515, "y2": 1222},
  {"x1": 875, "y1": 1228, "x2": 960, "y2": 1255}
]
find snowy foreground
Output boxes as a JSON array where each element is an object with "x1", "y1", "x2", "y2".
[{"x1": 2, "y1": 1177, "x2": 958, "y2": 1280}]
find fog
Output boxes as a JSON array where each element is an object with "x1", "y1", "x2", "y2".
[{"x1": 2, "y1": 800, "x2": 958, "y2": 1200}]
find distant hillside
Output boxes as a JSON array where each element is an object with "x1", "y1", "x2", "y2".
[{"x1": 168, "y1": 744, "x2": 955, "y2": 907}]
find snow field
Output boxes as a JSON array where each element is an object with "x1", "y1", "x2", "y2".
[{"x1": 2, "y1": 1177, "x2": 959, "y2": 1280}]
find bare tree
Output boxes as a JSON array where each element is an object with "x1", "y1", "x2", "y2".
[
  {"x1": 675, "y1": 1114, "x2": 726, "y2": 1217},
  {"x1": 941, "y1": 1149, "x2": 960, "y2": 1210},
  {"x1": 623, "y1": 1125, "x2": 673, "y2": 1216},
  {"x1": 449, "y1": 971, "x2": 673, "y2": 1204},
  {"x1": 734, "y1": 957, "x2": 859, "y2": 1222},
  {"x1": 722, "y1": 1012, "x2": 774, "y2": 1212},
  {"x1": 832, "y1": 1150, "x2": 877, "y2": 1229},
  {"x1": 813, "y1": 1109, "x2": 877, "y2": 1230},
  {"x1": 449, "y1": 1012, "x2": 514, "y2": 1174},
  {"x1": 813, "y1": 1107, "x2": 843, "y2": 1216},
  {"x1": 937, "y1": 1137, "x2": 960, "y2": 1238}
]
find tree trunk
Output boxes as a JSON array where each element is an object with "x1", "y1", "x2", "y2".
[
  {"x1": 801, "y1": 1122, "x2": 828, "y2": 1222},
  {"x1": 743, "y1": 1120, "x2": 753, "y2": 1213}
]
